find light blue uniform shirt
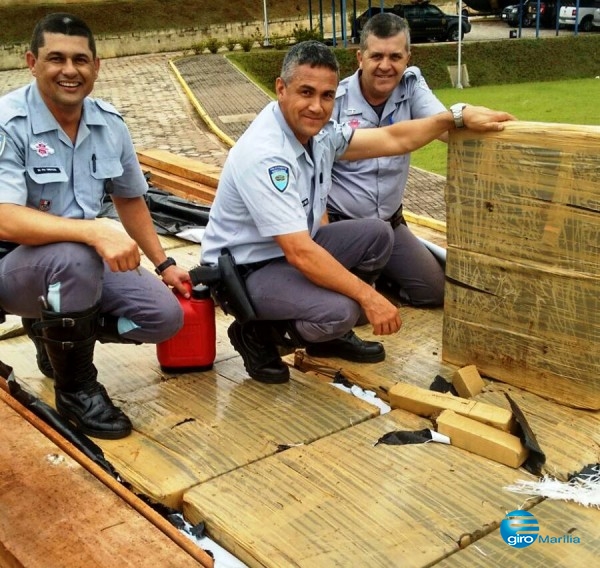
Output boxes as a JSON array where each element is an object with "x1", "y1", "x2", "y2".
[
  {"x1": 330, "y1": 66, "x2": 446, "y2": 220},
  {"x1": 0, "y1": 82, "x2": 147, "y2": 219},
  {"x1": 202, "y1": 102, "x2": 353, "y2": 265}
]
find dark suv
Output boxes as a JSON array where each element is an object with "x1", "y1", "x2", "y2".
[
  {"x1": 525, "y1": 0, "x2": 558, "y2": 28},
  {"x1": 352, "y1": 2, "x2": 471, "y2": 43}
]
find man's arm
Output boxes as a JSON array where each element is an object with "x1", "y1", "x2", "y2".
[
  {"x1": 111, "y1": 196, "x2": 191, "y2": 294},
  {"x1": 341, "y1": 105, "x2": 514, "y2": 162},
  {"x1": 0, "y1": 203, "x2": 142, "y2": 272},
  {"x1": 274, "y1": 230, "x2": 401, "y2": 336}
]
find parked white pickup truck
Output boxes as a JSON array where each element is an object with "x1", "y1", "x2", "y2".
[{"x1": 559, "y1": 0, "x2": 600, "y2": 31}]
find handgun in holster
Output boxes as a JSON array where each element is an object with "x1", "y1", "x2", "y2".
[{"x1": 188, "y1": 248, "x2": 257, "y2": 324}]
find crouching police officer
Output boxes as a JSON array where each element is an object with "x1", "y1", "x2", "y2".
[
  {"x1": 0, "y1": 13, "x2": 191, "y2": 438},
  {"x1": 200, "y1": 41, "x2": 514, "y2": 383}
]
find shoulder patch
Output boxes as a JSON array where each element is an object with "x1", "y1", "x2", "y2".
[
  {"x1": 94, "y1": 98, "x2": 123, "y2": 117},
  {"x1": 268, "y1": 165, "x2": 289, "y2": 192}
]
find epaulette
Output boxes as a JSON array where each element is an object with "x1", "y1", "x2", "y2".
[
  {"x1": 0, "y1": 91, "x2": 28, "y2": 127},
  {"x1": 94, "y1": 98, "x2": 124, "y2": 118}
]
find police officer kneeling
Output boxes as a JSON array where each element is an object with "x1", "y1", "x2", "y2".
[
  {"x1": 200, "y1": 41, "x2": 514, "y2": 383},
  {"x1": 0, "y1": 14, "x2": 191, "y2": 438}
]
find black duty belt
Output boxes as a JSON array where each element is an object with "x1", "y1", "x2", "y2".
[
  {"x1": 327, "y1": 205, "x2": 406, "y2": 230},
  {"x1": 237, "y1": 258, "x2": 276, "y2": 279},
  {"x1": 0, "y1": 241, "x2": 19, "y2": 260}
]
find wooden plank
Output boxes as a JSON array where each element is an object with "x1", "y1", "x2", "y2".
[
  {"x1": 183, "y1": 409, "x2": 538, "y2": 568},
  {"x1": 0, "y1": 395, "x2": 204, "y2": 568},
  {"x1": 137, "y1": 149, "x2": 221, "y2": 188},
  {"x1": 7, "y1": 329, "x2": 381, "y2": 509},
  {"x1": 144, "y1": 165, "x2": 216, "y2": 204},
  {"x1": 292, "y1": 305, "x2": 456, "y2": 401}
]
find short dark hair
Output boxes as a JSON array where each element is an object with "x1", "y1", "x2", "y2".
[
  {"x1": 360, "y1": 12, "x2": 411, "y2": 52},
  {"x1": 30, "y1": 13, "x2": 97, "y2": 58},
  {"x1": 280, "y1": 40, "x2": 339, "y2": 84}
]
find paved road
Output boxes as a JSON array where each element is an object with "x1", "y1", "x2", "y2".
[
  {"x1": 466, "y1": 17, "x2": 569, "y2": 41},
  {"x1": 0, "y1": 53, "x2": 230, "y2": 169}
]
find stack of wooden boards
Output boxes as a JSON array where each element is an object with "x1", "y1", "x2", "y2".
[
  {"x1": 443, "y1": 122, "x2": 600, "y2": 411},
  {"x1": 137, "y1": 148, "x2": 221, "y2": 205}
]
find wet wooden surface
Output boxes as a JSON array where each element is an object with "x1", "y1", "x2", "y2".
[{"x1": 1, "y1": 219, "x2": 597, "y2": 567}]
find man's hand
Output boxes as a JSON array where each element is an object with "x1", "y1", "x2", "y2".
[
  {"x1": 159, "y1": 265, "x2": 193, "y2": 298},
  {"x1": 91, "y1": 225, "x2": 141, "y2": 272},
  {"x1": 462, "y1": 105, "x2": 516, "y2": 132},
  {"x1": 360, "y1": 288, "x2": 402, "y2": 336}
]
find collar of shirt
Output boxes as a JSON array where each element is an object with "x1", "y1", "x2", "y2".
[{"x1": 27, "y1": 81, "x2": 110, "y2": 137}]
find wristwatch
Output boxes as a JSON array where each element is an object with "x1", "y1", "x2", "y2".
[
  {"x1": 450, "y1": 103, "x2": 467, "y2": 129},
  {"x1": 155, "y1": 256, "x2": 176, "y2": 275}
]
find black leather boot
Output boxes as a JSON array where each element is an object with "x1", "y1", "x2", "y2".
[
  {"x1": 227, "y1": 321, "x2": 290, "y2": 384},
  {"x1": 305, "y1": 330, "x2": 385, "y2": 363},
  {"x1": 21, "y1": 318, "x2": 54, "y2": 378},
  {"x1": 34, "y1": 303, "x2": 132, "y2": 439}
]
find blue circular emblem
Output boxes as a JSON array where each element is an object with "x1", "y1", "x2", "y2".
[{"x1": 500, "y1": 510, "x2": 539, "y2": 548}]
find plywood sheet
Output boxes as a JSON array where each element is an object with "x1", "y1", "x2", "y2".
[
  {"x1": 7, "y1": 332, "x2": 380, "y2": 509},
  {"x1": 435, "y1": 498, "x2": 600, "y2": 567},
  {"x1": 293, "y1": 306, "x2": 455, "y2": 402},
  {"x1": 0, "y1": 399, "x2": 202, "y2": 568},
  {"x1": 183, "y1": 409, "x2": 538, "y2": 568}
]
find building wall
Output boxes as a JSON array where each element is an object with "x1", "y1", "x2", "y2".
[{"x1": 0, "y1": 14, "x2": 339, "y2": 71}]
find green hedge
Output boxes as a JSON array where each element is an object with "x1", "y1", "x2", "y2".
[{"x1": 229, "y1": 34, "x2": 600, "y2": 92}]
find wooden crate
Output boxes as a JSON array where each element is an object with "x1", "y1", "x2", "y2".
[{"x1": 443, "y1": 122, "x2": 600, "y2": 410}]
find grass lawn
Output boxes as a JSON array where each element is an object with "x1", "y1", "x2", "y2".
[{"x1": 411, "y1": 77, "x2": 600, "y2": 176}]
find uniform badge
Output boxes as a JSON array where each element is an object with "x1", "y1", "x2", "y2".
[
  {"x1": 0, "y1": 133, "x2": 5, "y2": 157},
  {"x1": 348, "y1": 118, "x2": 361, "y2": 129},
  {"x1": 268, "y1": 165, "x2": 289, "y2": 192},
  {"x1": 30, "y1": 141, "x2": 55, "y2": 157}
]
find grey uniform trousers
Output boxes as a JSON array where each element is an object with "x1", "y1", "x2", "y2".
[
  {"x1": 244, "y1": 218, "x2": 393, "y2": 343},
  {"x1": 383, "y1": 221, "x2": 445, "y2": 307},
  {"x1": 0, "y1": 242, "x2": 182, "y2": 343}
]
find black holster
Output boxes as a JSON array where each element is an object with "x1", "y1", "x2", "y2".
[{"x1": 189, "y1": 249, "x2": 257, "y2": 324}]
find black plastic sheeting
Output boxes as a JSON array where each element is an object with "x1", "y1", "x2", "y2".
[
  {"x1": 0, "y1": 359, "x2": 118, "y2": 478},
  {"x1": 505, "y1": 393, "x2": 546, "y2": 476},
  {"x1": 376, "y1": 428, "x2": 436, "y2": 446},
  {"x1": 100, "y1": 187, "x2": 211, "y2": 236}
]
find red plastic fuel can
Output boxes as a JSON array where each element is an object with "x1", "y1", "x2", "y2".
[{"x1": 156, "y1": 283, "x2": 216, "y2": 372}]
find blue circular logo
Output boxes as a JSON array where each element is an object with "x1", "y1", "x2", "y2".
[{"x1": 500, "y1": 510, "x2": 539, "y2": 548}]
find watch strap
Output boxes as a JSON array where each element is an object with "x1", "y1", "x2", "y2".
[{"x1": 155, "y1": 257, "x2": 176, "y2": 275}]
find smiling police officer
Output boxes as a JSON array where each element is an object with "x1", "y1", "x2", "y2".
[
  {"x1": 0, "y1": 13, "x2": 191, "y2": 439},
  {"x1": 330, "y1": 13, "x2": 449, "y2": 307},
  {"x1": 201, "y1": 40, "x2": 514, "y2": 385}
]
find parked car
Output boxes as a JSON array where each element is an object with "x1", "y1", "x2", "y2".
[
  {"x1": 525, "y1": 0, "x2": 558, "y2": 28},
  {"x1": 501, "y1": 3, "x2": 533, "y2": 26},
  {"x1": 558, "y1": 0, "x2": 600, "y2": 31},
  {"x1": 352, "y1": 2, "x2": 471, "y2": 43},
  {"x1": 594, "y1": 6, "x2": 600, "y2": 27}
]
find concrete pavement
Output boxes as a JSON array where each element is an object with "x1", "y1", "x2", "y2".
[{"x1": 0, "y1": 51, "x2": 447, "y2": 222}]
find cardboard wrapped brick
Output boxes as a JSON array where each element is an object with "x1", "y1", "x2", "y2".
[
  {"x1": 388, "y1": 382, "x2": 515, "y2": 432},
  {"x1": 436, "y1": 410, "x2": 529, "y2": 468},
  {"x1": 443, "y1": 122, "x2": 600, "y2": 410}
]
